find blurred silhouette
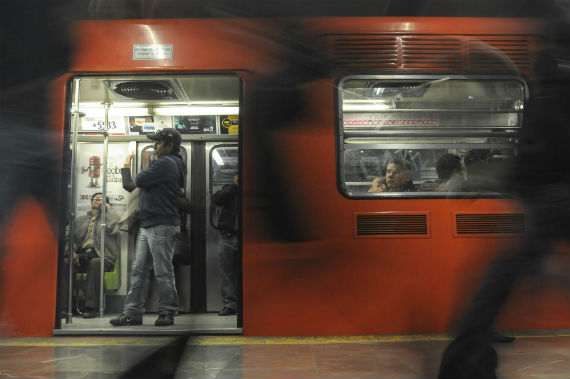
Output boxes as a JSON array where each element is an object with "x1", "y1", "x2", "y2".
[
  {"x1": 118, "y1": 333, "x2": 191, "y2": 379},
  {"x1": 247, "y1": 21, "x2": 333, "y2": 241},
  {"x1": 436, "y1": 153, "x2": 466, "y2": 192},
  {"x1": 438, "y1": 20, "x2": 570, "y2": 379}
]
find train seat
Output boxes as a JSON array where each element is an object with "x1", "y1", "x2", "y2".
[{"x1": 75, "y1": 259, "x2": 120, "y2": 291}]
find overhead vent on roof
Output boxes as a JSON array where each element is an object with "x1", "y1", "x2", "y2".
[
  {"x1": 354, "y1": 212, "x2": 430, "y2": 238},
  {"x1": 468, "y1": 38, "x2": 531, "y2": 72},
  {"x1": 104, "y1": 79, "x2": 188, "y2": 101},
  {"x1": 401, "y1": 37, "x2": 463, "y2": 69},
  {"x1": 330, "y1": 36, "x2": 399, "y2": 69},
  {"x1": 323, "y1": 34, "x2": 532, "y2": 74}
]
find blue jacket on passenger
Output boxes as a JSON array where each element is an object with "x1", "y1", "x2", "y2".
[{"x1": 134, "y1": 155, "x2": 186, "y2": 228}]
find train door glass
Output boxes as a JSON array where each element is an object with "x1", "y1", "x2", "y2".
[
  {"x1": 206, "y1": 144, "x2": 239, "y2": 312},
  {"x1": 337, "y1": 76, "x2": 527, "y2": 198}
]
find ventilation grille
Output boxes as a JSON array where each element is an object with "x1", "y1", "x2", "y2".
[
  {"x1": 355, "y1": 212, "x2": 429, "y2": 238},
  {"x1": 455, "y1": 213, "x2": 525, "y2": 236},
  {"x1": 469, "y1": 38, "x2": 530, "y2": 72},
  {"x1": 332, "y1": 36, "x2": 399, "y2": 69},
  {"x1": 402, "y1": 37, "x2": 463, "y2": 69},
  {"x1": 103, "y1": 79, "x2": 188, "y2": 101},
  {"x1": 326, "y1": 34, "x2": 531, "y2": 74}
]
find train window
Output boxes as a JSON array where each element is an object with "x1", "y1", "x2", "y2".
[
  {"x1": 338, "y1": 76, "x2": 526, "y2": 198},
  {"x1": 210, "y1": 145, "x2": 239, "y2": 195}
]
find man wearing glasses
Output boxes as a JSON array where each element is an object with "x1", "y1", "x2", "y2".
[{"x1": 111, "y1": 128, "x2": 186, "y2": 327}]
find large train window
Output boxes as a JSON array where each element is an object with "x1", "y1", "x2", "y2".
[{"x1": 338, "y1": 76, "x2": 526, "y2": 198}]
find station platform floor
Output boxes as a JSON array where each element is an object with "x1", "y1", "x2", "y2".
[{"x1": 0, "y1": 330, "x2": 568, "y2": 378}]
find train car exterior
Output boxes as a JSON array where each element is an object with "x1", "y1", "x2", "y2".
[{"x1": 0, "y1": 17, "x2": 568, "y2": 337}]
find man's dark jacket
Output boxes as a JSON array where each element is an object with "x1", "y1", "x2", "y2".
[{"x1": 122, "y1": 155, "x2": 186, "y2": 228}]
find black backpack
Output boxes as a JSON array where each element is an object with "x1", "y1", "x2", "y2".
[{"x1": 210, "y1": 186, "x2": 237, "y2": 232}]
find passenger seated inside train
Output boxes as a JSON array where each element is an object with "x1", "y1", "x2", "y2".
[
  {"x1": 62, "y1": 193, "x2": 120, "y2": 319},
  {"x1": 368, "y1": 158, "x2": 417, "y2": 193},
  {"x1": 463, "y1": 149, "x2": 506, "y2": 192},
  {"x1": 435, "y1": 153, "x2": 466, "y2": 192}
]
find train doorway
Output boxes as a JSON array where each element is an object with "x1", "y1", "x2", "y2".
[{"x1": 55, "y1": 75, "x2": 241, "y2": 335}]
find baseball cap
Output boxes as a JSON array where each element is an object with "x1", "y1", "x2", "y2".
[{"x1": 148, "y1": 128, "x2": 182, "y2": 147}]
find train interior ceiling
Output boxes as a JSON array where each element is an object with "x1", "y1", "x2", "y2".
[{"x1": 57, "y1": 75, "x2": 241, "y2": 334}]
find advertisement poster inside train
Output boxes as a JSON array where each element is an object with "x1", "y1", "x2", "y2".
[
  {"x1": 128, "y1": 115, "x2": 172, "y2": 135},
  {"x1": 81, "y1": 116, "x2": 126, "y2": 135},
  {"x1": 174, "y1": 116, "x2": 216, "y2": 134},
  {"x1": 75, "y1": 143, "x2": 131, "y2": 214},
  {"x1": 220, "y1": 115, "x2": 239, "y2": 134}
]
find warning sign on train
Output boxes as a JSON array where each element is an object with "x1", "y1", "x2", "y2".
[
  {"x1": 221, "y1": 115, "x2": 239, "y2": 135},
  {"x1": 133, "y1": 44, "x2": 173, "y2": 60}
]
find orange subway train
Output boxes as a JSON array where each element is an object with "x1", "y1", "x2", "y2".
[{"x1": 1, "y1": 17, "x2": 568, "y2": 337}]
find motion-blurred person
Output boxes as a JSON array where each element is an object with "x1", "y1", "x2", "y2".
[
  {"x1": 435, "y1": 153, "x2": 466, "y2": 192},
  {"x1": 111, "y1": 128, "x2": 186, "y2": 327},
  {"x1": 438, "y1": 26, "x2": 570, "y2": 379},
  {"x1": 368, "y1": 158, "x2": 416, "y2": 192},
  {"x1": 61, "y1": 193, "x2": 120, "y2": 318},
  {"x1": 212, "y1": 175, "x2": 239, "y2": 316}
]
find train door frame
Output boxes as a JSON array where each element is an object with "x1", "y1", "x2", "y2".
[
  {"x1": 204, "y1": 142, "x2": 240, "y2": 315},
  {"x1": 54, "y1": 73, "x2": 243, "y2": 334}
]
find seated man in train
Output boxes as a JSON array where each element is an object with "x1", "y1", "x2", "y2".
[
  {"x1": 435, "y1": 153, "x2": 466, "y2": 192},
  {"x1": 65, "y1": 192, "x2": 120, "y2": 318},
  {"x1": 368, "y1": 158, "x2": 417, "y2": 192},
  {"x1": 462, "y1": 149, "x2": 513, "y2": 193}
]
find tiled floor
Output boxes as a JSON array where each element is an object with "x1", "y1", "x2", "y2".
[{"x1": 0, "y1": 331, "x2": 568, "y2": 378}]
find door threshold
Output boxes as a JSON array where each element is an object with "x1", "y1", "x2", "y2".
[{"x1": 54, "y1": 313, "x2": 242, "y2": 336}]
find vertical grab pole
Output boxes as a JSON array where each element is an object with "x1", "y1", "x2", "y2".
[
  {"x1": 99, "y1": 102, "x2": 110, "y2": 317},
  {"x1": 66, "y1": 78, "x2": 81, "y2": 324}
]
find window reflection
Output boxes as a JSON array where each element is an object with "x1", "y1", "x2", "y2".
[{"x1": 339, "y1": 76, "x2": 525, "y2": 197}]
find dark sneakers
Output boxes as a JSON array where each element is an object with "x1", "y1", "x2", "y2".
[
  {"x1": 155, "y1": 314, "x2": 174, "y2": 326},
  {"x1": 218, "y1": 307, "x2": 237, "y2": 316},
  {"x1": 110, "y1": 313, "x2": 142, "y2": 326}
]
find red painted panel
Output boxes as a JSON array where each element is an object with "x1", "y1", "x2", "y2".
[
  {"x1": 0, "y1": 198, "x2": 58, "y2": 337},
  {"x1": 3, "y1": 18, "x2": 564, "y2": 337}
]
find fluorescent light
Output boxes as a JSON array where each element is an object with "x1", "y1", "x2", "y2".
[
  {"x1": 154, "y1": 107, "x2": 239, "y2": 116},
  {"x1": 79, "y1": 102, "x2": 148, "y2": 108},
  {"x1": 212, "y1": 150, "x2": 224, "y2": 166},
  {"x1": 343, "y1": 104, "x2": 390, "y2": 112},
  {"x1": 81, "y1": 107, "x2": 149, "y2": 117}
]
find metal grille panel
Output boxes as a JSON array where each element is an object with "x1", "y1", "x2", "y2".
[
  {"x1": 326, "y1": 34, "x2": 531, "y2": 74},
  {"x1": 469, "y1": 39, "x2": 530, "y2": 72},
  {"x1": 402, "y1": 37, "x2": 463, "y2": 69},
  {"x1": 355, "y1": 213, "x2": 429, "y2": 238},
  {"x1": 455, "y1": 213, "x2": 525, "y2": 235},
  {"x1": 331, "y1": 36, "x2": 399, "y2": 69}
]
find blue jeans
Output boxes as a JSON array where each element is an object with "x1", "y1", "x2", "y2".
[
  {"x1": 124, "y1": 225, "x2": 180, "y2": 319},
  {"x1": 217, "y1": 232, "x2": 238, "y2": 311}
]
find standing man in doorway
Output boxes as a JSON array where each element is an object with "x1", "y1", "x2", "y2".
[
  {"x1": 111, "y1": 128, "x2": 186, "y2": 327},
  {"x1": 212, "y1": 175, "x2": 239, "y2": 316}
]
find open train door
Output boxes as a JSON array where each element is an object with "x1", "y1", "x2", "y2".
[{"x1": 55, "y1": 75, "x2": 242, "y2": 334}]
